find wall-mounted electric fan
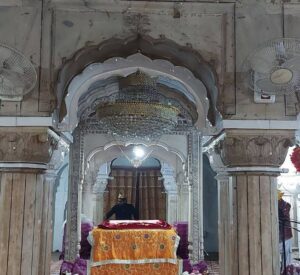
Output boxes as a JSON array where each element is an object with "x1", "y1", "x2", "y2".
[
  {"x1": 0, "y1": 43, "x2": 37, "y2": 101},
  {"x1": 243, "y1": 38, "x2": 300, "y2": 98}
]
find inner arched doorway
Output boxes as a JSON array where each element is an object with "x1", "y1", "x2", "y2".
[{"x1": 104, "y1": 157, "x2": 166, "y2": 221}]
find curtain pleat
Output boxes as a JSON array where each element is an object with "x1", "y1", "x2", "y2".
[{"x1": 103, "y1": 168, "x2": 166, "y2": 220}]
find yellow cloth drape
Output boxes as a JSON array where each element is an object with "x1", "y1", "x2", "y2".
[{"x1": 90, "y1": 228, "x2": 179, "y2": 275}]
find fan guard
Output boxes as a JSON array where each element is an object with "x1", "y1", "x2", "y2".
[
  {"x1": 0, "y1": 43, "x2": 37, "y2": 101},
  {"x1": 243, "y1": 38, "x2": 300, "y2": 95}
]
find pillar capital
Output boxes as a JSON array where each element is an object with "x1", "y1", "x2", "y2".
[
  {"x1": 216, "y1": 129, "x2": 294, "y2": 168},
  {"x1": 0, "y1": 127, "x2": 57, "y2": 163}
]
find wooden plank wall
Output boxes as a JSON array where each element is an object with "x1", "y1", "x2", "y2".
[
  {"x1": 218, "y1": 175, "x2": 238, "y2": 275},
  {"x1": 218, "y1": 173, "x2": 280, "y2": 275},
  {"x1": 0, "y1": 172, "x2": 53, "y2": 275}
]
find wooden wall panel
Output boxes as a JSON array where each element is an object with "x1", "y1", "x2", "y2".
[
  {"x1": 0, "y1": 172, "x2": 53, "y2": 275},
  {"x1": 247, "y1": 175, "x2": 262, "y2": 275},
  {"x1": 7, "y1": 173, "x2": 26, "y2": 275},
  {"x1": 236, "y1": 174, "x2": 249, "y2": 275},
  {"x1": 21, "y1": 174, "x2": 37, "y2": 275},
  {"x1": 0, "y1": 173, "x2": 13, "y2": 275},
  {"x1": 32, "y1": 174, "x2": 44, "y2": 275},
  {"x1": 44, "y1": 181, "x2": 54, "y2": 275},
  {"x1": 220, "y1": 173, "x2": 280, "y2": 275},
  {"x1": 231, "y1": 177, "x2": 238, "y2": 275},
  {"x1": 260, "y1": 176, "x2": 273, "y2": 275},
  {"x1": 39, "y1": 178, "x2": 49, "y2": 274},
  {"x1": 218, "y1": 181, "x2": 225, "y2": 275},
  {"x1": 270, "y1": 177, "x2": 280, "y2": 274}
]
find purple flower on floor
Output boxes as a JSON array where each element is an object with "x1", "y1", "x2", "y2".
[
  {"x1": 192, "y1": 261, "x2": 208, "y2": 273},
  {"x1": 281, "y1": 264, "x2": 297, "y2": 275}
]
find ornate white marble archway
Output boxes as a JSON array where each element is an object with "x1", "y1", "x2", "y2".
[
  {"x1": 58, "y1": 49, "x2": 213, "y2": 263},
  {"x1": 82, "y1": 141, "x2": 186, "y2": 226},
  {"x1": 57, "y1": 53, "x2": 211, "y2": 132}
]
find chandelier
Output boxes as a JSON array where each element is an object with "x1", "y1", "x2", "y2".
[{"x1": 96, "y1": 70, "x2": 180, "y2": 141}]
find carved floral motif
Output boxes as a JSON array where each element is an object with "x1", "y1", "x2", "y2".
[
  {"x1": 0, "y1": 127, "x2": 56, "y2": 163},
  {"x1": 217, "y1": 130, "x2": 294, "y2": 167}
]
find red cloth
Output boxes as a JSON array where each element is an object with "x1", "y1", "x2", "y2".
[{"x1": 98, "y1": 220, "x2": 172, "y2": 230}]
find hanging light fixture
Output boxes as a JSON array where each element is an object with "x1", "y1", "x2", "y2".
[
  {"x1": 96, "y1": 70, "x2": 180, "y2": 141},
  {"x1": 118, "y1": 144, "x2": 152, "y2": 168}
]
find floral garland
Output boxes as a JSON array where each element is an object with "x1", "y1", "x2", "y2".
[
  {"x1": 281, "y1": 264, "x2": 300, "y2": 275},
  {"x1": 290, "y1": 146, "x2": 300, "y2": 172},
  {"x1": 182, "y1": 260, "x2": 209, "y2": 274}
]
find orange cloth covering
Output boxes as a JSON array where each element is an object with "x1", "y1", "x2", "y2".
[
  {"x1": 90, "y1": 262, "x2": 178, "y2": 275},
  {"x1": 89, "y1": 228, "x2": 180, "y2": 275}
]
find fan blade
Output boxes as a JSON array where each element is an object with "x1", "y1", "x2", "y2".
[
  {"x1": 250, "y1": 47, "x2": 277, "y2": 74},
  {"x1": 283, "y1": 57, "x2": 300, "y2": 70},
  {"x1": 0, "y1": 48, "x2": 14, "y2": 61},
  {"x1": 0, "y1": 68, "x2": 26, "y2": 87},
  {"x1": 274, "y1": 40, "x2": 287, "y2": 60}
]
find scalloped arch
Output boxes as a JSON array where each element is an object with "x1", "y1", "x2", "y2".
[
  {"x1": 56, "y1": 35, "x2": 219, "y2": 127},
  {"x1": 85, "y1": 142, "x2": 185, "y2": 194}
]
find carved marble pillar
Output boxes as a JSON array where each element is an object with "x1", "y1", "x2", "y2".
[
  {"x1": 187, "y1": 130, "x2": 204, "y2": 262},
  {"x1": 161, "y1": 162, "x2": 178, "y2": 224},
  {"x1": 65, "y1": 127, "x2": 84, "y2": 261},
  {"x1": 207, "y1": 146, "x2": 232, "y2": 275},
  {"x1": 92, "y1": 177, "x2": 110, "y2": 224},
  {"x1": 82, "y1": 184, "x2": 94, "y2": 220},
  {"x1": 0, "y1": 127, "x2": 65, "y2": 275},
  {"x1": 93, "y1": 191, "x2": 105, "y2": 224},
  {"x1": 40, "y1": 172, "x2": 57, "y2": 275},
  {"x1": 178, "y1": 184, "x2": 189, "y2": 221},
  {"x1": 215, "y1": 129, "x2": 294, "y2": 275}
]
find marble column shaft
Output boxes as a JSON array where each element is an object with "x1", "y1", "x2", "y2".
[{"x1": 188, "y1": 131, "x2": 204, "y2": 262}]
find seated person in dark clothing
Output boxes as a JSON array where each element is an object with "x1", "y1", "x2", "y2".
[{"x1": 105, "y1": 194, "x2": 138, "y2": 220}]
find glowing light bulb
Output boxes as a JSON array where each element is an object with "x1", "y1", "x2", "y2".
[{"x1": 133, "y1": 146, "x2": 145, "y2": 159}]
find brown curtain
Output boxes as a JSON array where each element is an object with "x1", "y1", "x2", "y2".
[
  {"x1": 103, "y1": 169, "x2": 136, "y2": 218},
  {"x1": 138, "y1": 170, "x2": 166, "y2": 220},
  {"x1": 103, "y1": 168, "x2": 166, "y2": 220}
]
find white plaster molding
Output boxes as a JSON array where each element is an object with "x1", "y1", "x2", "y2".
[
  {"x1": 60, "y1": 53, "x2": 209, "y2": 132},
  {"x1": 0, "y1": 162, "x2": 47, "y2": 169},
  {"x1": 206, "y1": 148, "x2": 226, "y2": 173},
  {"x1": 222, "y1": 119, "x2": 300, "y2": 130},
  {"x1": 0, "y1": 116, "x2": 53, "y2": 126},
  {"x1": 222, "y1": 166, "x2": 289, "y2": 173},
  {"x1": 215, "y1": 172, "x2": 230, "y2": 182},
  {"x1": 202, "y1": 132, "x2": 226, "y2": 153},
  {"x1": 47, "y1": 128, "x2": 72, "y2": 148},
  {"x1": 44, "y1": 170, "x2": 58, "y2": 183},
  {"x1": 47, "y1": 143, "x2": 69, "y2": 171},
  {"x1": 102, "y1": 140, "x2": 186, "y2": 163}
]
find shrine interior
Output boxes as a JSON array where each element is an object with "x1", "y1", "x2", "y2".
[{"x1": 1, "y1": 1, "x2": 300, "y2": 275}]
